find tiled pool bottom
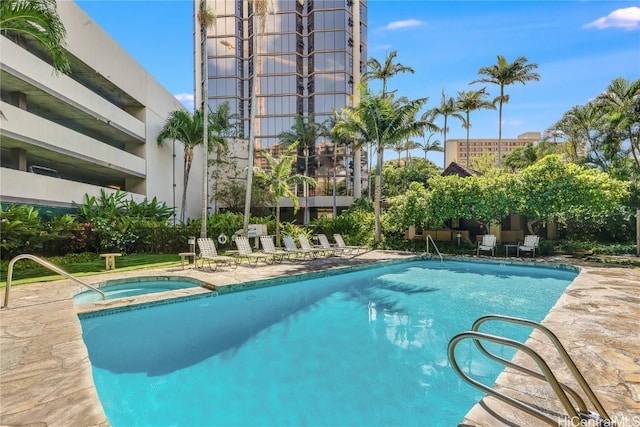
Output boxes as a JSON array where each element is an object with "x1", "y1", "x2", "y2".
[{"x1": 0, "y1": 253, "x2": 638, "y2": 426}]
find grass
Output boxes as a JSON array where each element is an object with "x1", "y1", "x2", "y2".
[{"x1": 0, "y1": 253, "x2": 186, "y2": 287}]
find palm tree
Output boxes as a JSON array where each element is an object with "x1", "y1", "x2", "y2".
[
  {"x1": 0, "y1": 0, "x2": 70, "y2": 74},
  {"x1": 595, "y1": 77, "x2": 640, "y2": 169},
  {"x1": 456, "y1": 88, "x2": 496, "y2": 167},
  {"x1": 157, "y1": 109, "x2": 227, "y2": 223},
  {"x1": 363, "y1": 50, "x2": 414, "y2": 99},
  {"x1": 471, "y1": 55, "x2": 540, "y2": 166},
  {"x1": 279, "y1": 114, "x2": 324, "y2": 224},
  {"x1": 361, "y1": 50, "x2": 415, "y2": 197},
  {"x1": 551, "y1": 103, "x2": 604, "y2": 162},
  {"x1": 197, "y1": 0, "x2": 216, "y2": 237},
  {"x1": 427, "y1": 90, "x2": 463, "y2": 169},
  {"x1": 325, "y1": 112, "x2": 351, "y2": 217},
  {"x1": 334, "y1": 91, "x2": 429, "y2": 242},
  {"x1": 392, "y1": 141, "x2": 404, "y2": 164},
  {"x1": 254, "y1": 142, "x2": 316, "y2": 247},
  {"x1": 419, "y1": 132, "x2": 443, "y2": 161},
  {"x1": 243, "y1": 0, "x2": 277, "y2": 235}
]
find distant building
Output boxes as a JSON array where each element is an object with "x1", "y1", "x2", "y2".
[
  {"x1": 445, "y1": 132, "x2": 541, "y2": 168},
  {"x1": 195, "y1": 0, "x2": 368, "y2": 220},
  {"x1": 0, "y1": 1, "x2": 199, "y2": 220}
]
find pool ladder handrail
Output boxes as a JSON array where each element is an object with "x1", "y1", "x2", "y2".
[
  {"x1": 448, "y1": 314, "x2": 613, "y2": 426},
  {"x1": 425, "y1": 234, "x2": 443, "y2": 262},
  {"x1": 2, "y1": 254, "x2": 106, "y2": 308}
]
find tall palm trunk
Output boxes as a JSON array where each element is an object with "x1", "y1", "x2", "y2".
[
  {"x1": 374, "y1": 146, "x2": 383, "y2": 242},
  {"x1": 244, "y1": 12, "x2": 260, "y2": 235},
  {"x1": 497, "y1": 86, "x2": 504, "y2": 166},
  {"x1": 275, "y1": 201, "x2": 281, "y2": 247},
  {"x1": 182, "y1": 150, "x2": 193, "y2": 223},
  {"x1": 465, "y1": 111, "x2": 471, "y2": 167},
  {"x1": 442, "y1": 115, "x2": 448, "y2": 168}
]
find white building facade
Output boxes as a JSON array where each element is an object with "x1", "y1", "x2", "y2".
[{"x1": 0, "y1": 1, "x2": 202, "y2": 221}]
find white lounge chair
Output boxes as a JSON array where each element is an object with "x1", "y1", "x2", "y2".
[
  {"x1": 282, "y1": 235, "x2": 316, "y2": 259},
  {"x1": 317, "y1": 233, "x2": 348, "y2": 255},
  {"x1": 477, "y1": 234, "x2": 497, "y2": 256},
  {"x1": 333, "y1": 233, "x2": 363, "y2": 254},
  {"x1": 197, "y1": 238, "x2": 238, "y2": 271},
  {"x1": 259, "y1": 235, "x2": 289, "y2": 262},
  {"x1": 517, "y1": 235, "x2": 540, "y2": 257},
  {"x1": 298, "y1": 234, "x2": 332, "y2": 256},
  {"x1": 234, "y1": 236, "x2": 274, "y2": 265}
]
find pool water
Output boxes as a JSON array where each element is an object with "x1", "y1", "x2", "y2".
[
  {"x1": 79, "y1": 260, "x2": 577, "y2": 426},
  {"x1": 73, "y1": 278, "x2": 202, "y2": 304}
]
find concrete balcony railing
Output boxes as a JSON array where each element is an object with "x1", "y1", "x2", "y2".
[
  {"x1": 0, "y1": 37, "x2": 145, "y2": 141},
  {"x1": 0, "y1": 102, "x2": 145, "y2": 177}
]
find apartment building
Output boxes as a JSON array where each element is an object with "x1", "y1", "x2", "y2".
[
  {"x1": 196, "y1": 0, "x2": 368, "y2": 220},
  {"x1": 445, "y1": 132, "x2": 542, "y2": 168},
  {"x1": 0, "y1": 1, "x2": 201, "y2": 220}
]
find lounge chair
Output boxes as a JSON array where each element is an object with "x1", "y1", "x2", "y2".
[
  {"x1": 259, "y1": 235, "x2": 289, "y2": 262},
  {"x1": 476, "y1": 234, "x2": 497, "y2": 256},
  {"x1": 282, "y1": 235, "x2": 316, "y2": 259},
  {"x1": 298, "y1": 234, "x2": 332, "y2": 256},
  {"x1": 333, "y1": 233, "x2": 363, "y2": 254},
  {"x1": 517, "y1": 235, "x2": 540, "y2": 257},
  {"x1": 234, "y1": 236, "x2": 274, "y2": 265},
  {"x1": 317, "y1": 233, "x2": 348, "y2": 255},
  {"x1": 197, "y1": 237, "x2": 238, "y2": 271}
]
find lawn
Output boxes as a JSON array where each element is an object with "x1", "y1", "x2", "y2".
[{"x1": 0, "y1": 253, "x2": 185, "y2": 286}]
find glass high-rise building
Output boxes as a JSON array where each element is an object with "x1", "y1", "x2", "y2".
[{"x1": 195, "y1": 0, "x2": 367, "y2": 219}]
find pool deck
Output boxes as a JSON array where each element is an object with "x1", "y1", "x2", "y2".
[{"x1": 1, "y1": 251, "x2": 638, "y2": 426}]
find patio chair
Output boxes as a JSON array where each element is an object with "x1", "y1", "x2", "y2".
[
  {"x1": 333, "y1": 233, "x2": 364, "y2": 254},
  {"x1": 317, "y1": 233, "x2": 348, "y2": 256},
  {"x1": 259, "y1": 235, "x2": 289, "y2": 262},
  {"x1": 476, "y1": 234, "x2": 497, "y2": 256},
  {"x1": 197, "y1": 238, "x2": 238, "y2": 271},
  {"x1": 517, "y1": 235, "x2": 540, "y2": 257},
  {"x1": 233, "y1": 236, "x2": 274, "y2": 265},
  {"x1": 282, "y1": 235, "x2": 316, "y2": 259},
  {"x1": 298, "y1": 234, "x2": 332, "y2": 257}
]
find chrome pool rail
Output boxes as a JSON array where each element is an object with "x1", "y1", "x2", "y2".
[
  {"x1": 425, "y1": 234, "x2": 443, "y2": 262},
  {"x1": 448, "y1": 314, "x2": 613, "y2": 426},
  {"x1": 2, "y1": 254, "x2": 106, "y2": 308}
]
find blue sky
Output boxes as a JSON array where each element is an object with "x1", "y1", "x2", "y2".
[{"x1": 76, "y1": 0, "x2": 639, "y2": 163}]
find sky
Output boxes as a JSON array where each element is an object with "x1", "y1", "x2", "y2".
[{"x1": 75, "y1": 0, "x2": 640, "y2": 164}]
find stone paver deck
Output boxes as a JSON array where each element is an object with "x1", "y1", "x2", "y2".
[{"x1": 1, "y1": 252, "x2": 638, "y2": 426}]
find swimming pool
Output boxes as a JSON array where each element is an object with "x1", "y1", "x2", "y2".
[
  {"x1": 73, "y1": 276, "x2": 206, "y2": 304},
  {"x1": 79, "y1": 259, "x2": 578, "y2": 426}
]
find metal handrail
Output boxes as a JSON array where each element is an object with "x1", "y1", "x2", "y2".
[
  {"x1": 449, "y1": 331, "x2": 579, "y2": 425},
  {"x1": 471, "y1": 315, "x2": 611, "y2": 420},
  {"x1": 425, "y1": 234, "x2": 443, "y2": 262},
  {"x1": 448, "y1": 314, "x2": 612, "y2": 426},
  {"x1": 2, "y1": 254, "x2": 105, "y2": 308}
]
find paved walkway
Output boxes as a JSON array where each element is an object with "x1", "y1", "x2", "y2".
[{"x1": 1, "y1": 252, "x2": 638, "y2": 426}]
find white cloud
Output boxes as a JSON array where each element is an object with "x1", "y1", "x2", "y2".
[
  {"x1": 382, "y1": 19, "x2": 423, "y2": 30},
  {"x1": 372, "y1": 43, "x2": 393, "y2": 51},
  {"x1": 584, "y1": 6, "x2": 640, "y2": 30},
  {"x1": 174, "y1": 93, "x2": 194, "y2": 111}
]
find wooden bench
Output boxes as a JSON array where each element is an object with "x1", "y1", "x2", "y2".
[
  {"x1": 178, "y1": 252, "x2": 196, "y2": 269},
  {"x1": 100, "y1": 253, "x2": 122, "y2": 270}
]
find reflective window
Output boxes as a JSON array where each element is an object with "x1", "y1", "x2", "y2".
[
  {"x1": 313, "y1": 30, "x2": 347, "y2": 51},
  {"x1": 314, "y1": 52, "x2": 346, "y2": 72},
  {"x1": 262, "y1": 54, "x2": 298, "y2": 74},
  {"x1": 208, "y1": 78, "x2": 239, "y2": 98},
  {"x1": 314, "y1": 73, "x2": 347, "y2": 92},
  {"x1": 209, "y1": 57, "x2": 238, "y2": 77}
]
